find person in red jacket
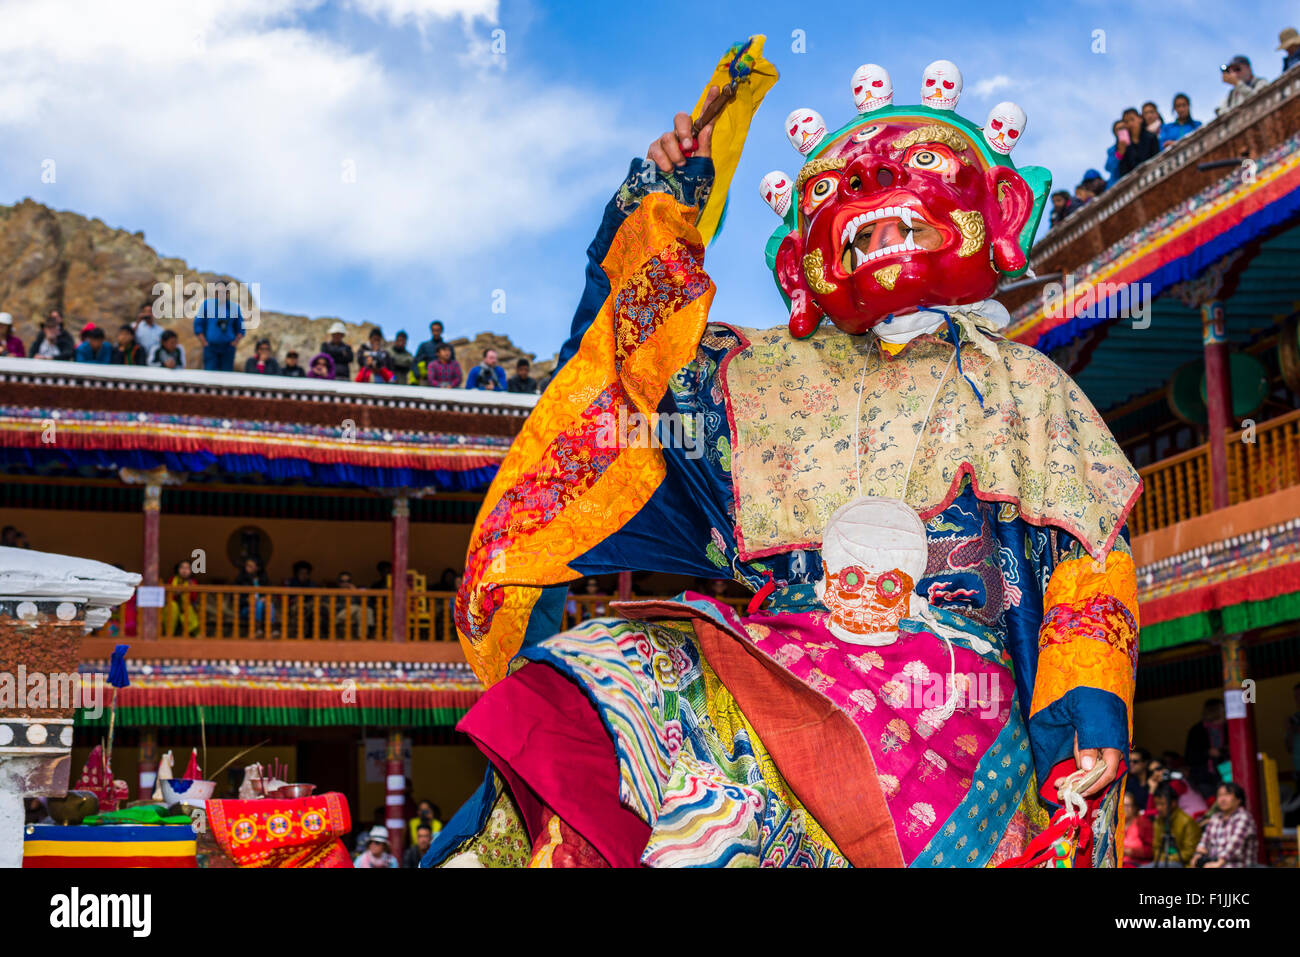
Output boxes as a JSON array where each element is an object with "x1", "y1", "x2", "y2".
[
  {"x1": 1121, "y1": 790, "x2": 1154, "y2": 866},
  {"x1": 355, "y1": 349, "x2": 395, "y2": 383}
]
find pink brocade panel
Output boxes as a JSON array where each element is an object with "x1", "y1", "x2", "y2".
[{"x1": 743, "y1": 611, "x2": 1013, "y2": 864}]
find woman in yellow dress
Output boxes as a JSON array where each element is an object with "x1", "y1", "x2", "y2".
[{"x1": 163, "y1": 559, "x2": 200, "y2": 637}]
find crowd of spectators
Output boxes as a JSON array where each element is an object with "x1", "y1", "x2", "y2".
[
  {"x1": 1114, "y1": 687, "x2": 1300, "y2": 867},
  {"x1": 0, "y1": 303, "x2": 543, "y2": 394},
  {"x1": 1050, "y1": 28, "x2": 1300, "y2": 230}
]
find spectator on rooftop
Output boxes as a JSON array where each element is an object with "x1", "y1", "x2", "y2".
[
  {"x1": 74, "y1": 327, "x2": 113, "y2": 363},
  {"x1": 1117, "y1": 106, "x2": 1160, "y2": 177},
  {"x1": 0, "y1": 313, "x2": 24, "y2": 358},
  {"x1": 30, "y1": 314, "x2": 75, "y2": 361},
  {"x1": 413, "y1": 319, "x2": 454, "y2": 377},
  {"x1": 426, "y1": 342, "x2": 463, "y2": 388},
  {"x1": 1074, "y1": 182, "x2": 1096, "y2": 205},
  {"x1": 1281, "y1": 27, "x2": 1300, "y2": 73},
  {"x1": 1160, "y1": 93, "x2": 1202, "y2": 147},
  {"x1": 356, "y1": 348, "x2": 395, "y2": 383},
  {"x1": 243, "y1": 338, "x2": 281, "y2": 375},
  {"x1": 356, "y1": 327, "x2": 391, "y2": 373},
  {"x1": 1216, "y1": 55, "x2": 1268, "y2": 116},
  {"x1": 111, "y1": 325, "x2": 147, "y2": 366},
  {"x1": 1104, "y1": 119, "x2": 1127, "y2": 186},
  {"x1": 1079, "y1": 168, "x2": 1107, "y2": 197},
  {"x1": 307, "y1": 352, "x2": 335, "y2": 380},
  {"x1": 1141, "y1": 101, "x2": 1163, "y2": 140},
  {"x1": 465, "y1": 348, "x2": 507, "y2": 391},
  {"x1": 193, "y1": 296, "x2": 245, "y2": 372},
  {"x1": 78, "y1": 322, "x2": 97, "y2": 343},
  {"x1": 507, "y1": 357, "x2": 538, "y2": 394},
  {"x1": 149, "y1": 329, "x2": 187, "y2": 369},
  {"x1": 389, "y1": 331, "x2": 415, "y2": 384},
  {"x1": 1048, "y1": 190, "x2": 1075, "y2": 228},
  {"x1": 281, "y1": 351, "x2": 306, "y2": 377},
  {"x1": 133, "y1": 303, "x2": 164, "y2": 358},
  {"x1": 320, "y1": 321, "x2": 354, "y2": 380}
]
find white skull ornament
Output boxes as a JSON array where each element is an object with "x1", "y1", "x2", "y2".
[
  {"x1": 814, "y1": 496, "x2": 929, "y2": 645},
  {"x1": 852, "y1": 63, "x2": 894, "y2": 113},
  {"x1": 759, "y1": 170, "x2": 794, "y2": 217},
  {"x1": 983, "y1": 101, "x2": 1027, "y2": 155},
  {"x1": 785, "y1": 108, "x2": 828, "y2": 156},
  {"x1": 920, "y1": 59, "x2": 962, "y2": 111}
]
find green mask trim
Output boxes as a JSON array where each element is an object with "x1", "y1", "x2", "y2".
[{"x1": 766, "y1": 104, "x2": 1051, "y2": 288}]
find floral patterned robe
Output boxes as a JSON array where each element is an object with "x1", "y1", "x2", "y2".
[{"x1": 431, "y1": 157, "x2": 1142, "y2": 868}]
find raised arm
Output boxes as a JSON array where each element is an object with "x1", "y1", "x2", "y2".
[{"x1": 553, "y1": 91, "x2": 720, "y2": 373}]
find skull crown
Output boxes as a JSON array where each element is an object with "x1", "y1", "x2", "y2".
[{"x1": 762, "y1": 59, "x2": 1028, "y2": 216}]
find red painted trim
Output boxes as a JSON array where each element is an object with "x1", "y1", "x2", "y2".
[
  {"x1": 1014, "y1": 161, "x2": 1300, "y2": 344},
  {"x1": 2, "y1": 427, "x2": 502, "y2": 472},
  {"x1": 1139, "y1": 560, "x2": 1300, "y2": 626}
]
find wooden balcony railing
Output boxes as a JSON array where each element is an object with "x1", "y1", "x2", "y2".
[
  {"x1": 1226, "y1": 408, "x2": 1300, "y2": 505},
  {"x1": 157, "y1": 584, "x2": 392, "y2": 641},
  {"x1": 96, "y1": 586, "x2": 754, "y2": 643},
  {"x1": 1130, "y1": 408, "x2": 1300, "y2": 537}
]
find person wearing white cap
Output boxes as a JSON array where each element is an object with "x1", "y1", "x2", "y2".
[
  {"x1": 319, "y1": 320, "x2": 354, "y2": 380},
  {"x1": 353, "y1": 825, "x2": 398, "y2": 868},
  {"x1": 0, "y1": 313, "x2": 24, "y2": 358}
]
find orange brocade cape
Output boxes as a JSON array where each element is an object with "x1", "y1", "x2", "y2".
[{"x1": 456, "y1": 193, "x2": 716, "y2": 686}]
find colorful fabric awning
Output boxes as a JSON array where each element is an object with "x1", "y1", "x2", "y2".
[
  {"x1": 0, "y1": 405, "x2": 511, "y2": 490},
  {"x1": 1008, "y1": 130, "x2": 1300, "y2": 352},
  {"x1": 1138, "y1": 524, "x2": 1300, "y2": 651},
  {"x1": 74, "y1": 660, "x2": 483, "y2": 728}
]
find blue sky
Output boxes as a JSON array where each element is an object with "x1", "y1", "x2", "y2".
[{"x1": 0, "y1": 0, "x2": 1294, "y2": 355}]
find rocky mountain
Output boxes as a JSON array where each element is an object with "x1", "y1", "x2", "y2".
[{"x1": 0, "y1": 199, "x2": 555, "y2": 381}]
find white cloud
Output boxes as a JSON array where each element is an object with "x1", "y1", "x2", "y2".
[
  {"x1": 0, "y1": 0, "x2": 627, "y2": 296},
  {"x1": 972, "y1": 75, "x2": 1012, "y2": 98}
]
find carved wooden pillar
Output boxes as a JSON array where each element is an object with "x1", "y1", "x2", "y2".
[
  {"x1": 385, "y1": 729, "x2": 406, "y2": 860},
  {"x1": 118, "y1": 467, "x2": 187, "y2": 641},
  {"x1": 391, "y1": 496, "x2": 410, "y2": 643},
  {"x1": 138, "y1": 729, "x2": 158, "y2": 801},
  {"x1": 1201, "y1": 300, "x2": 1233, "y2": 510},
  {"x1": 1217, "y1": 636, "x2": 1264, "y2": 862},
  {"x1": 141, "y1": 483, "x2": 162, "y2": 640}
]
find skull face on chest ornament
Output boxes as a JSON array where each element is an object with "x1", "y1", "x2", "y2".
[
  {"x1": 814, "y1": 496, "x2": 929, "y2": 645},
  {"x1": 760, "y1": 58, "x2": 1051, "y2": 340}
]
